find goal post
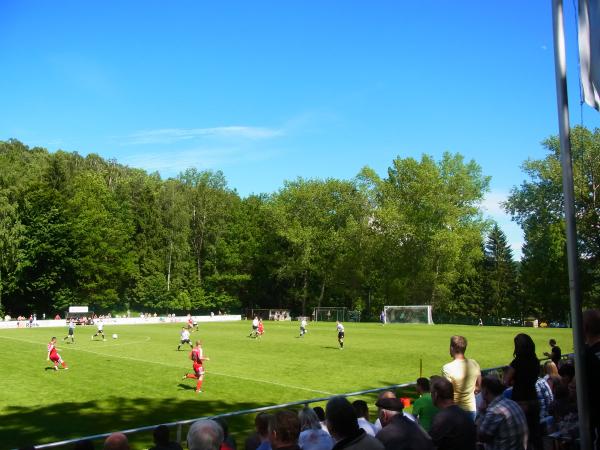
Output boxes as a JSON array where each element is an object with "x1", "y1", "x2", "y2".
[
  {"x1": 383, "y1": 305, "x2": 434, "y2": 325},
  {"x1": 312, "y1": 307, "x2": 347, "y2": 322}
]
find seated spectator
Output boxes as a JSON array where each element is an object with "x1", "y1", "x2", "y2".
[
  {"x1": 548, "y1": 382, "x2": 577, "y2": 423},
  {"x1": 104, "y1": 433, "x2": 130, "y2": 450},
  {"x1": 150, "y1": 425, "x2": 183, "y2": 450},
  {"x1": 372, "y1": 391, "x2": 396, "y2": 434},
  {"x1": 325, "y1": 396, "x2": 383, "y2": 450},
  {"x1": 187, "y1": 419, "x2": 224, "y2": 450},
  {"x1": 245, "y1": 413, "x2": 271, "y2": 450},
  {"x1": 216, "y1": 418, "x2": 236, "y2": 450},
  {"x1": 313, "y1": 407, "x2": 328, "y2": 433},
  {"x1": 428, "y1": 376, "x2": 476, "y2": 450},
  {"x1": 411, "y1": 377, "x2": 439, "y2": 432},
  {"x1": 352, "y1": 400, "x2": 376, "y2": 436},
  {"x1": 374, "y1": 397, "x2": 433, "y2": 450},
  {"x1": 298, "y1": 407, "x2": 334, "y2": 450},
  {"x1": 269, "y1": 410, "x2": 301, "y2": 450},
  {"x1": 477, "y1": 375, "x2": 528, "y2": 450}
]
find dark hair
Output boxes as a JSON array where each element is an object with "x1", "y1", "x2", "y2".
[
  {"x1": 352, "y1": 400, "x2": 369, "y2": 419},
  {"x1": 326, "y1": 396, "x2": 359, "y2": 438},
  {"x1": 416, "y1": 377, "x2": 430, "y2": 392},
  {"x1": 450, "y1": 335, "x2": 467, "y2": 354},
  {"x1": 255, "y1": 413, "x2": 271, "y2": 437},
  {"x1": 153, "y1": 425, "x2": 169, "y2": 445},
  {"x1": 584, "y1": 309, "x2": 600, "y2": 336},
  {"x1": 481, "y1": 376, "x2": 505, "y2": 397},
  {"x1": 73, "y1": 440, "x2": 95, "y2": 450},
  {"x1": 513, "y1": 333, "x2": 537, "y2": 360},
  {"x1": 558, "y1": 363, "x2": 575, "y2": 380},
  {"x1": 215, "y1": 418, "x2": 229, "y2": 437},
  {"x1": 313, "y1": 406, "x2": 325, "y2": 421},
  {"x1": 549, "y1": 339, "x2": 557, "y2": 346},
  {"x1": 269, "y1": 410, "x2": 300, "y2": 445},
  {"x1": 430, "y1": 376, "x2": 453, "y2": 401}
]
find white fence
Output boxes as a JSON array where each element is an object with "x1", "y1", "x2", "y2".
[{"x1": 0, "y1": 315, "x2": 241, "y2": 329}]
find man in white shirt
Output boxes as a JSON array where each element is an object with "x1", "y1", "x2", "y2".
[
  {"x1": 178, "y1": 327, "x2": 193, "y2": 351},
  {"x1": 249, "y1": 316, "x2": 259, "y2": 338},
  {"x1": 441, "y1": 335, "x2": 481, "y2": 420},
  {"x1": 300, "y1": 318, "x2": 308, "y2": 337},
  {"x1": 92, "y1": 319, "x2": 106, "y2": 341}
]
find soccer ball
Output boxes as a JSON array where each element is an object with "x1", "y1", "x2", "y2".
[{"x1": 112, "y1": 334, "x2": 118, "y2": 339}]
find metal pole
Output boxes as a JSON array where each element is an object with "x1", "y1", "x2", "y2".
[{"x1": 551, "y1": 1, "x2": 591, "y2": 448}]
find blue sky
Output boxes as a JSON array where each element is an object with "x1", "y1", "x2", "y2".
[{"x1": 2, "y1": 1, "x2": 600, "y2": 259}]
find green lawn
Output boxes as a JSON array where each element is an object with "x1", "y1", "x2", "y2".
[{"x1": 0, "y1": 321, "x2": 573, "y2": 449}]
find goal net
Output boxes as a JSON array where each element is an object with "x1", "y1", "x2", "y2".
[
  {"x1": 383, "y1": 305, "x2": 434, "y2": 325},
  {"x1": 312, "y1": 307, "x2": 347, "y2": 322}
]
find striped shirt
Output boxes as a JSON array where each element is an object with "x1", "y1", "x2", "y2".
[{"x1": 478, "y1": 396, "x2": 528, "y2": 450}]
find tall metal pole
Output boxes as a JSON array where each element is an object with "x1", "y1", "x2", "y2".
[{"x1": 551, "y1": 1, "x2": 591, "y2": 448}]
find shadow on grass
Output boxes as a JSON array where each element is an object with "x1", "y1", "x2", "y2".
[{"x1": 1, "y1": 397, "x2": 268, "y2": 450}]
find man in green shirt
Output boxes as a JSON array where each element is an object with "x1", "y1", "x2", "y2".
[{"x1": 411, "y1": 377, "x2": 439, "y2": 431}]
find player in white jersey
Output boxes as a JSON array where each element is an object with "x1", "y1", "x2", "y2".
[
  {"x1": 249, "y1": 316, "x2": 259, "y2": 338},
  {"x1": 63, "y1": 319, "x2": 76, "y2": 343},
  {"x1": 336, "y1": 321, "x2": 345, "y2": 349},
  {"x1": 299, "y1": 318, "x2": 308, "y2": 337},
  {"x1": 178, "y1": 327, "x2": 193, "y2": 351},
  {"x1": 91, "y1": 319, "x2": 106, "y2": 341}
]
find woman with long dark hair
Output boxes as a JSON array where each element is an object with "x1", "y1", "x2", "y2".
[{"x1": 504, "y1": 333, "x2": 542, "y2": 449}]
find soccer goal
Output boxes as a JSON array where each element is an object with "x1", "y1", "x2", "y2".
[
  {"x1": 313, "y1": 307, "x2": 347, "y2": 322},
  {"x1": 383, "y1": 305, "x2": 434, "y2": 325}
]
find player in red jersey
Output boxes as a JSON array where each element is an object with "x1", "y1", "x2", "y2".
[
  {"x1": 182, "y1": 340, "x2": 209, "y2": 393},
  {"x1": 47, "y1": 337, "x2": 68, "y2": 370},
  {"x1": 257, "y1": 319, "x2": 264, "y2": 339}
]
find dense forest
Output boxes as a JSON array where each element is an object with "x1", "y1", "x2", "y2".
[{"x1": 1, "y1": 127, "x2": 599, "y2": 321}]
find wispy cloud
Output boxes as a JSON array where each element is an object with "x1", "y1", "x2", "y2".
[{"x1": 125, "y1": 126, "x2": 283, "y2": 145}]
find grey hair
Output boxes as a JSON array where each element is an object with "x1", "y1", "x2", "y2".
[
  {"x1": 298, "y1": 407, "x2": 321, "y2": 431},
  {"x1": 187, "y1": 419, "x2": 224, "y2": 450}
]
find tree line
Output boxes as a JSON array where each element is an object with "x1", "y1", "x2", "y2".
[{"x1": 1, "y1": 127, "x2": 599, "y2": 321}]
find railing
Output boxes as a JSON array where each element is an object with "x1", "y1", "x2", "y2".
[{"x1": 27, "y1": 354, "x2": 573, "y2": 450}]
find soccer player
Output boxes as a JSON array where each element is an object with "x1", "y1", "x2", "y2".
[
  {"x1": 299, "y1": 318, "x2": 308, "y2": 337},
  {"x1": 249, "y1": 316, "x2": 259, "y2": 338},
  {"x1": 183, "y1": 340, "x2": 209, "y2": 393},
  {"x1": 63, "y1": 318, "x2": 76, "y2": 343},
  {"x1": 178, "y1": 327, "x2": 193, "y2": 351},
  {"x1": 257, "y1": 319, "x2": 264, "y2": 338},
  {"x1": 47, "y1": 337, "x2": 68, "y2": 370},
  {"x1": 192, "y1": 317, "x2": 199, "y2": 332},
  {"x1": 187, "y1": 315, "x2": 194, "y2": 331},
  {"x1": 336, "y1": 321, "x2": 345, "y2": 349},
  {"x1": 91, "y1": 319, "x2": 106, "y2": 341}
]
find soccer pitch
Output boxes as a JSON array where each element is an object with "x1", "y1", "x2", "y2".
[{"x1": 0, "y1": 320, "x2": 573, "y2": 449}]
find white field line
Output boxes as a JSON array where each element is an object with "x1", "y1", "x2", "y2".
[{"x1": 0, "y1": 334, "x2": 333, "y2": 395}]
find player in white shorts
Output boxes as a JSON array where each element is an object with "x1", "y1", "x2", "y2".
[
  {"x1": 178, "y1": 327, "x2": 193, "y2": 351},
  {"x1": 92, "y1": 319, "x2": 106, "y2": 341}
]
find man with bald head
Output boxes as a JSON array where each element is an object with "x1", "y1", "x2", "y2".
[{"x1": 104, "y1": 433, "x2": 130, "y2": 450}]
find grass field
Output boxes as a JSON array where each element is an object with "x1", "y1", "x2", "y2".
[{"x1": 0, "y1": 320, "x2": 573, "y2": 449}]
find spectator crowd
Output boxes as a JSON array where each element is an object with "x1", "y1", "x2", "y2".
[{"x1": 21, "y1": 309, "x2": 600, "y2": 450}]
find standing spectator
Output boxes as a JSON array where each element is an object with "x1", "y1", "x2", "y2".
[
  {"x1": 104, "y1": 433, "x2": 130, "y2": 450},
  {"x1": 503, "y1": 333, "x2": 541, "y2": 450},
  {"x1": 298, "y1": 407, "x2": 333, "y2": 450},
  {"x1": 584, "y1": 309, "x2": 600, "y2": 449},
  {"x1": 411, "y1": 377, "x2": 439, "y2": 432},
  {"x1": 535, "y1": 362, "x2": 556, "y2": 422},
  {"x1": 149, "y1": 425, "x2": 183, "y2": 450},
  {"x1": 373, "y1": 397, "x2": 432, "y2": 450},
  {"x1": 477, "y1": 376, "x2": 528, "y2": 450},
  {"x1": 428, "y1": 376, "x2": 476, "y2": 450},
  {"x1": 269, "y1": 410, "x2": 301, "y2": 450},
  {"x1": 543, "y1": 339, "x2": 562, "y2": 366},
  {"x1": 352, "y1": 400, "x2": 376, "y2": 436},
  {"x1": 325, "y1": 396, "x2": 383, "y2": 450},
  {"x1": 187, "y1": 419, "x2": 224, "y2": 450},
  {"x1": 441, "y1": 335, "x2": 481, "y2": 419}
]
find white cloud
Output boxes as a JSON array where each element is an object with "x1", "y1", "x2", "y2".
[{"x1": 125, "y1": 126, "x2": 283, "y2": 145}]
